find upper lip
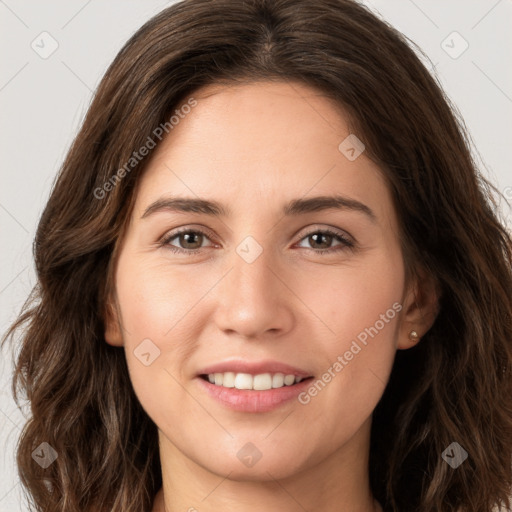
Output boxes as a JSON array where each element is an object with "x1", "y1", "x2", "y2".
[{"x1": 197, "y1": 359, "x2": 313, "y2": 378}]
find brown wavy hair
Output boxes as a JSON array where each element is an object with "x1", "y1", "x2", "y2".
[{"x1": 2, "y1": 0, "x2": 512, "y2": 510}]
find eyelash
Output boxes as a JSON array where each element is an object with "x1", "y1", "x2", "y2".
[{"x1": 159, "y1": 227, "x2": 355, "y2": 256}]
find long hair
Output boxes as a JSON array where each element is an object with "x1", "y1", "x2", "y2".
[{"x1": 2, "y1": 0, "x2": 512, "y2": 510}]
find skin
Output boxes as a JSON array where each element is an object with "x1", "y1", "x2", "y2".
[{"x1": 104, "y1": 81, "x2": 438, "y2": 512}]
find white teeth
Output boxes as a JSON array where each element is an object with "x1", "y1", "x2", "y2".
[
  {"x1": 284, "y1": 374, "x2": 295, "y2": 386},
  {"x1": 222, "y1": 372, "x2": 235, "y2": 388},
  {"x1": 253, "y1": 373, "x2": 272, "y2": 390},
  {"x1": 205, "y1": 372, "x2": 306, "y2": 390},
  {"x1": 272, "y1": 373, "x2": 284, "y2": 387},
  {"x1": 234, "y1": 373, "x2": 253, "y2": 390}
]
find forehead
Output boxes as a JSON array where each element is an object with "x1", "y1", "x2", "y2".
[{"x1": 134, "y1": 81, "x2": 394, "y2": 226}]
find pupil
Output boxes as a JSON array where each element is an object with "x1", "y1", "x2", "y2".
[
  {"x1": 311, "y1": 233, "x2": 331, "y2": 249},
  {"x1": 182, "y1": 232, "x2": 201, "y2": 249}
]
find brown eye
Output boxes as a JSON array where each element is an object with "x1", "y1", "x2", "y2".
[
  {"x1": 306, "y1": 232, "x2": 335, "y2": 250},
  {"x1": 176, "y1": 231, "x2": 204, "y2": 250},
  {"x1": 161, "y1": 228, "x2": 214, "y2": 254},
  {"x1": 160, "y1": 226, "x2": 354, "y2": 256},
  {"x1": 296, "y1": 229, "x2": 355, "y2": 254}
]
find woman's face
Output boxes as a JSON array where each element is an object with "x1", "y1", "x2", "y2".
[{"x1": 106, "y1": 81, "x2": 423, "y2": 481}]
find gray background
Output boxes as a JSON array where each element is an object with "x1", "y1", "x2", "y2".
[{"x1": 1, "y1": 0, "x2": 511, "y2": 510}]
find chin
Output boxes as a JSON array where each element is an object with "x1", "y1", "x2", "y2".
[{"x1": 197, "y1": 449, "x2": 309, "y2": 482}]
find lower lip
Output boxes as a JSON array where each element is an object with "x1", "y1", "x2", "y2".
[{"x1": 196, "y1": 376, "x2": 314, "y2": 413}]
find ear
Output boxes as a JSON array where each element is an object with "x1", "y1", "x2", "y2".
[
  {"x1": 397, "y1": 265, "x2": 440, "y2": 350},
  {"x1": 104, "y1": 294, "x2": 124, "y2": 347}
]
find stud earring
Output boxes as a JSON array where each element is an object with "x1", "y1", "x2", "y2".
[{"x1": 409, "y1": 330, "x2": 420, "y2": 342}]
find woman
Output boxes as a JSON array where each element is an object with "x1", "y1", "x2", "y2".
[{"x1": 3, "y1": 0, "x2": 511, "y2": 511}]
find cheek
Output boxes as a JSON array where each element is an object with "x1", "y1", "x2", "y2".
[
  {"x1": 113, "y1": 256, "x2": 186, "y2": 378},
  {"x1": 113, "y1": 257, "x2": 205, "y2": 428},
  {"x1": 115, "y1": 255, "x2": 210, "y2": 339},
  {"x1": 293, "y1": 248, "x2": 403, "y2": 414},
  {"x1": 294, "y1": 245, "x2": 404, "y2": 344}
]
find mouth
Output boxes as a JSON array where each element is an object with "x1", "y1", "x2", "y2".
[
  {"x1": 196, "y1": 372, "x2": 315, "y2": 412},
  {"x1": 195, "y1": 359, "x2": 315, "y2": 412},
  {"x1": 199, "y1": 372, "x2": 314, "y2": 391}
]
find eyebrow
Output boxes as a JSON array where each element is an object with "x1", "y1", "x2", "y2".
[{"x1": 141, "y1": 195, "x2": 377, "y2": 222}]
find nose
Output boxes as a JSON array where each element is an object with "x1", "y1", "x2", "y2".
[{"x1": 211, "y1": 245, "x2": 295, "y2": 340}]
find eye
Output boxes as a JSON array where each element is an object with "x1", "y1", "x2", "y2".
[
  {"x1": 295, "y1": 228, "x2": 355, "y2": 254},
  {"x1": 159, "y1": 226, "x2": 355, "y2": 255},
  {"x1": 160, "y1": 228, "x2": 215, "y2": 254}
]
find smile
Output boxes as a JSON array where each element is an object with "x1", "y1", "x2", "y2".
[{"x1": 201, "y1": 372, "x2": 308, "y2": 390}]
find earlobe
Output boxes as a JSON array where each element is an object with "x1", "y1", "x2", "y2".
[
  {"x1": 397, "y1": 266, "x2": 440, "y2": 350},
  {"x1": 104, "y1": 298, "x2": 124, "y2": 347}
]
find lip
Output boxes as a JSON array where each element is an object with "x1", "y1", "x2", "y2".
[
  {"x1": 196, "y1": 359, "x2": 312, "y2": 378},
  {"x1": 196, "y1": 375, "x2": 314, "y2": 413}
]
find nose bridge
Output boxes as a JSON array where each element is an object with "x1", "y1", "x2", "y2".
[
  {"x1": 232, "y1": 242, "x2": 277, "y2": 302},
  {"x1": 230, "y1": 237, "x2": 281, "y2": 309},
  {"x1": 212, "y1": 236, "x2": 294, "y2": 338}
]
